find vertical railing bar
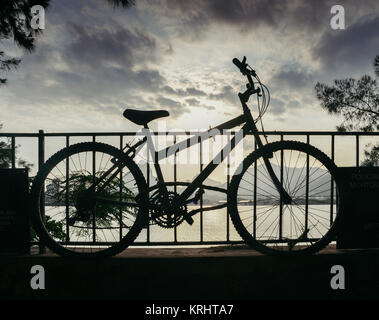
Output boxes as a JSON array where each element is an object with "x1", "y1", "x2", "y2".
[
  {"x1": 65, "y1": 135, "x2": 70, "y2": 243},
  {"x1": 146, "y1": 134, "x2": 150, "y2": 244},
  {"x1": 253, "y1": 138, "x2": 257, "y2": 238},
  {"x1": 119, "y1": 135, "x2": 123, "y2": 241},
  {"x1": 356, "y1": 134, "x2": 360, "y2": 167},
  {"x1": 305, "y1": 135, "x2": 310, "y2": 235},
  {"x1": 226, "y1": 131, "x2": 230, "y2": 243},
  {"x1": 199, "y1": 135, "x2": 204, "y2": 243},
  {"x1": 38, "y1": 130, "x2": 45, "y2": 254},
  {"x1": 11, "y1": 136, "x2": 16, "y2": 168},
  {"x1": 330, "y1": 134, "x2": 335, "y2": 226},
  {"x1": 92, "y1": 135, "x2": 96, "y2": 243},
  {"x1": 174, "y1": 134, "x2": 177, "y2": 243},
  {"x1": 279, "y1": 134, "x2": 283, "y2": 240}
]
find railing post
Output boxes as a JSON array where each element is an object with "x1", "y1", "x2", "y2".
[
  {"x1": 356, "y1": 134, "x2": 360, "y2": 167},
  {"x1": 11, "y1": 136, "x2": 16, "y2": 168},
  {"x1": 38, "y1": 130, "x2": 46, "y2": 254}
]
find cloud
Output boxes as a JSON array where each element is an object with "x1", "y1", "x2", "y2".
[
  {"x1": 208, "y1": 85, "x2": 238, "y2": 104},
  {"x1": 148, "y1": 0, "x2": 376, "y2": 40},
  {"x1": 2, "y1": 11, "x2": 170, "y2": 120},
  {"x1": 2, "y1": 0, "x2": 378, "y2": 134},
  {"x1": 186, "y1": 87, "x2": 207, "y2": 96},
  {"x1": 64, "y1": 22, "x2": 157, "y2": 69},
  {"x1": 313, "y1": 15, "x2": 379, "y2": 74},
  {"x1": 185, "y1": 98, "x2": 200, "y2": 106},
  {"x1": 271, "y1": 66, "x2": 313, "y2": 89},
  {"x1": 149, "y1": 0, "x2": 292, "y2": 39},
  {"x1": 269, "y1": 97, "x2": 286, "y2": 115},
  {"x1": 156, "y1": 96, "x2": 188, "y2": 118},
  {"x1": 161, "y1": 85, "x2": 207, "y2": 97},
  {"x1": 185, "y1": 98, "x2": 216, "y2": 110}
]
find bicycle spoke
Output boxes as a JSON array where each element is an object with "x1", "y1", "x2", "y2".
[{"x1": 234, "y1": 142, "x2": 339, "y2": 254}]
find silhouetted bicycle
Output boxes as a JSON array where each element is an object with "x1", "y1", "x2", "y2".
[{"x1": 30, "y1": 57, "x2": 343, "y2": 258}]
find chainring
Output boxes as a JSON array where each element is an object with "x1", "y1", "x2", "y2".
[{"x1": 149, "y1": 190, "x2": 187, "y2": 228}]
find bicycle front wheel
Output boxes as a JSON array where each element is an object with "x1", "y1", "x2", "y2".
[
  {"x1": 228, "y1": 140, "x2": 343, "y2": 255},
  {"x1": 30, "y1": 142, "x2": 149, "y2": 258}
]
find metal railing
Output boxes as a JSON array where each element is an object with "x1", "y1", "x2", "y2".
[{"x1": 1, "y1": 130, "x2": 378, "y2": 248}]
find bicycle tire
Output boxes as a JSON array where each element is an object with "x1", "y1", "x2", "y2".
[
  {"x1": 30, "y1": 142, "x2": 149, "y2": 258},
  {"x1": 228, "y1": 140, "x2": 344, "y2": 255}
]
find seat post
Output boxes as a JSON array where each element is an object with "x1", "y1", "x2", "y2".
[{"x1": 143, "y1": 124, "x2": 167, "y2": 192}]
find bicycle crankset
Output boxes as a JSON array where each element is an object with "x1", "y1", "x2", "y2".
[{"x1": 149, "y1": 190, "x2": 187, "y2": 228}]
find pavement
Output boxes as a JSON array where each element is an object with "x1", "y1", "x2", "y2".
[{"x1": 1, "y1": 245, "x2": 379, "y2": 300}]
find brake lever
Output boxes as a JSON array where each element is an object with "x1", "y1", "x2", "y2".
[{"x1": 252, "y1": 87, "x2": 261, "y2": 95}]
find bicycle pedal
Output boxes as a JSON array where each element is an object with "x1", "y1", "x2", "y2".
[{"x1": 184, "y1": 215, "x2": 194, "y2": 225}]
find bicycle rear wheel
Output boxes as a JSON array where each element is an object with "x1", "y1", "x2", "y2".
[
  {"x1": 228, "y1": 140, "x2": 343, "y2": 255},
  {"x1": 30, "y1": 142, "x2": 148, "y2": 258}
]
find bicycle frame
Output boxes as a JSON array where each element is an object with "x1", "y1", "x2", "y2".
[{"x1": 91, "y1": 97, "x2": 292, "y2": 225}]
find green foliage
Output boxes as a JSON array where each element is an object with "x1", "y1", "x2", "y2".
[
  {"x1": 0, "y1": 141, "x2": 12, "y2": 169},
  {"x1": 0, "y1": 124, "x2": 33, "y2": 170},
  {"x1": 31, "y1": 216, "x2": 65, "y2": 242},
  {"x1": 48, "y1": 170, "x2": 136, "y2": 239},
  {"x1": 315, "y1": 75, "x2": 378, "y2": 132},
  {"x1": 0, "y1": 51, "x2": 20, "y2": 85},
  {"x1": 0, "y1": 0, "x2": 50, "y2": 85},
  {"x1": 361, "y1": 144, "x2": 379, "y2": 167},
  {"x1": 315, "y1": 55, "x2": 379, "y2": 166}
]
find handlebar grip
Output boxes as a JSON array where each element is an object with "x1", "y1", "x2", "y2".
[{"x1": 232, "y1": 58, "x2": 244, "y2": 71}]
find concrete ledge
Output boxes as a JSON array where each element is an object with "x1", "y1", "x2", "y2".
[{"x1": 1, "y1": 246, "x2": 379, "y2": 300}]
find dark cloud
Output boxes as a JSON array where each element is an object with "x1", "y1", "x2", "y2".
[
  {"x1": 271, "y1": 67, "x2": 313, "y2": 89},
  {"x1": 161, "y1": 85, "x2": 207, "y2": 97},
  {"x1": 156, "y1": 96, "x2": 181, "y2": 108},
  {"x1": 153, "y1": 0, "x2": 291, "y2": 39},
  {"x1": 161, "y1": 85, "x2": 186, "y2": 96},
  {"x1": 153, "y1": 0, "x2": 378, "y2": 39},
  {"x1": 313, "y1": 14, "x2": 379, "y2": 74},
  {"x1": 268, "y1": 97, "x2": 285, "y2": 115},
  {"x1": 185, "y1": 98, "x2": 200, "y2": 106},
  {"x1": 185, "y1": 98, "x2": 216, "y2": 110},
  {"x1": 208, "y1": 85, "x2": 238, "y2": 104},
  {"x1": 65, "y1": 22, "x2": 156, "y2": 68},
  {"x1": 186, "y1": 87, "x2": 207, "y2": 96},
  {"x1": 3, "y1": 0, "x2": 379, "y2": 133},
  {"x1": 156, "y1": 96, "x2": 187, "y2": 118},
  {"x1": 3, "y1": 5, "x2": 170, "y2": 118}
]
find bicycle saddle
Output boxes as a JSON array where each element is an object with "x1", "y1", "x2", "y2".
[{"x1": 123, "y1": 109, "x2": 169, "y2": 126}]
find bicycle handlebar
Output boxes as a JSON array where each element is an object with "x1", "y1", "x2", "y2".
[
  {"x1": 233, "y1": 56, "x2": 259, "y2": 101},
  {"x1": 232, "y1": 56, "x2": 256, "y2": 77},
  {"x1": 232, "y1": 57, "x2": 246, "y2": 73}
]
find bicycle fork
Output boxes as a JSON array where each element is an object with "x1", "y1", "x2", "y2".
[{"x1": 242, "y1": 103, "x2": 292, "y2": 205}]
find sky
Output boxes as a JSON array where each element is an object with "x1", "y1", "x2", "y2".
[
  {"x1": 1, "y1": 0, "x2": 378, "y2": 133},
  {"x1": 0, "y1": 0, "x2": 378, "y2": 177}
]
